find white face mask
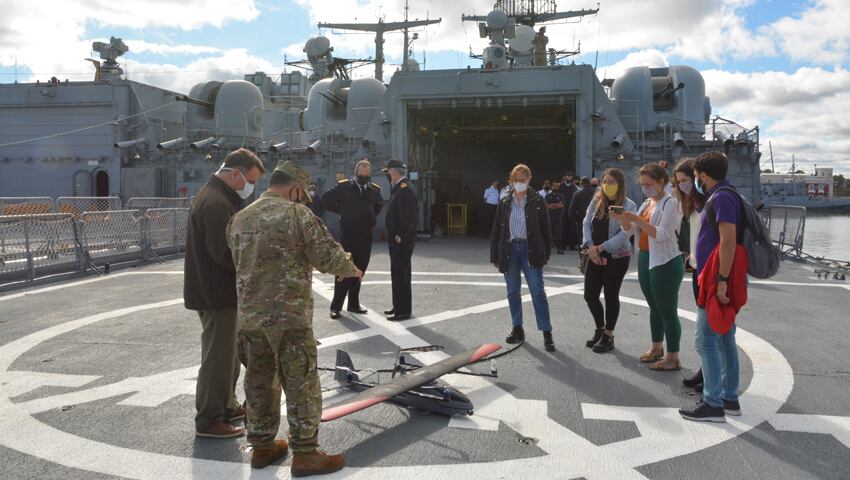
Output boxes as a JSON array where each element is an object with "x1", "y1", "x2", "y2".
[
  {"x1": 219, "y1": 166, "x2": 255, "y2": 199},
  {"x1": 513, "y1": 182, "x2": 528, "y2": 193}
]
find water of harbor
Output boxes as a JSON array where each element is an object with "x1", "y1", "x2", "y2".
[{"x1": 801, "y1": 214, "x2": 850, "y2": 261}]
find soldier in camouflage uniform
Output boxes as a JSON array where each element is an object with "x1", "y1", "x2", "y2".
[{"x1": 227, "y1": 160, "x2": 363, "y2": 475}]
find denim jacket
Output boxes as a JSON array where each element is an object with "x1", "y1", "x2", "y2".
[{"x1": 582, "y1": 197, "x2": 638, "y2": 259}]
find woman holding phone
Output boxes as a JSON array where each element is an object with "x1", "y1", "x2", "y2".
[
  {"x1": 582, "y1": 168, "x2": 637, "y2": 353},
  {"x1": 612, "y1": 163, "x2": 684, "y2": 370}
]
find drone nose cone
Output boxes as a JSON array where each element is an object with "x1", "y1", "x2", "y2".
[{"x1": 469, "y1": 343, "x2": 501, "y2": 363}]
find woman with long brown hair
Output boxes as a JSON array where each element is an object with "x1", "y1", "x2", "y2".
[
  {"x1": 582, "y1": 168, "x2": 637, "y2": 353},
  {"x1": 673, "y1": 157, "x2": 707, "y2": 389},
  {"x1": 613, "y1": 162, "x2": 684, "y2": 370}
]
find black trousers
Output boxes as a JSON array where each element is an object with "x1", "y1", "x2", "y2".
[
  {"x1": 583, "y1": 255, "x2": 631, "y2": 331},
  {"x1": 388, "y1": 236, "x2": 415, "y2": 315},
  {"x1": 331, "y1": 229, "x2": 372, "y2": 311}
]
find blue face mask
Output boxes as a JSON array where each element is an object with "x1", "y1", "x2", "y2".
[{"x1": 694, "y1": 176, "x2": 705, "y2": 195}]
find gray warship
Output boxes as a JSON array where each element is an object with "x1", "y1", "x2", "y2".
[
  {"x1": 1, "y1": 2, "x2": 849, "y2": 479},
  {"x1": 0, "y1": 1, "x2": 762, "y2": 237}
]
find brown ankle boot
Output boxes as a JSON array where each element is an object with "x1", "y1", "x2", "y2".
[
  {"x1": 250, "y1": 439, "x2": 289, "y2": 469},
  {"x1": 291, "y1": 449, "x2": 345, "y2": 477}
]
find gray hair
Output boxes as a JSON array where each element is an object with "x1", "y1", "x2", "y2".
[
  {"x1": 391, "y1": 167, "x2": 407, "y2": 177},
  {"x1": 354, "y1": 158, "x2": 372, "y2": 175}
]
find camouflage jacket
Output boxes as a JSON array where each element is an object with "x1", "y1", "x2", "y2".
[{"x1": 227, "y1": 191, "x2": 358, "y2": 330}]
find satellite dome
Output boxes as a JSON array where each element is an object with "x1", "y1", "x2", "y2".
[
  {"x1": 304, "y1": 36, "x2": 332, "y2": 57},
  {"x1": 405, "y1": 58, "x2": 420, "y2": 71},
  {"x1": 510, "y1": 25, "x2": 534, "y2": 53},
  {"x1": 486, "y1": 10, "x2": 508, "y2": 29}
]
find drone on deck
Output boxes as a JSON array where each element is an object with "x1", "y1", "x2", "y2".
[{"x1": 321, "y1": 343, "x2": 502, "y2": 421}]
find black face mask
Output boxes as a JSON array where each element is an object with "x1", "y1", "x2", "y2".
[{"x1": 356, "y1": 175, "x2": 370, "y2": 186}]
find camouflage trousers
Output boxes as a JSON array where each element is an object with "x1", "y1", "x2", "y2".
[{"x1": 239, "y1": 326, "x2": 321, "y2": 453}]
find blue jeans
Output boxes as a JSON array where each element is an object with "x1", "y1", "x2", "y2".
[
  {"x1": 503, "y1": 240, "x2": 552, "y2": 332},
  {"x1": 694, "y1": 307, "x2": 740, "y2": 407}
]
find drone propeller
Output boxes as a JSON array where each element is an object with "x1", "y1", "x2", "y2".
[{"x1": 400, "y1": 345, "x2": 444, "y2": 353}]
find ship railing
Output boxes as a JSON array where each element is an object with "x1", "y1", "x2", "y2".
[
  {"x1": 0, "y1": 207, "x2": 189, "y2": 286},
  {"x1": 765, "y1": 205, "x2": 806, "y2": 256}
]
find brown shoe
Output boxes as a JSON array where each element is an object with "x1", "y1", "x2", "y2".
[
  {"x1": 195, "y1": 420, "x2": 245, "y2": 438},
  {"x1": 227, "y1": 403, "x2": 246, "y2": 422},
  {"x1": 251, "y1": 439, "x2": 289, "y2": 469},
  {"x1": 291, "y1": 450, "x2": 345, "y2": 477}
]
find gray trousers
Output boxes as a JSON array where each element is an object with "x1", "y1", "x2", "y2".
[{"x1": 195, "y1": 308, "x2": 241, "y2": 431}]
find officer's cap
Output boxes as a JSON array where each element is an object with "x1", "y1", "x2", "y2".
[
  {"x1": 381, "y1": 159, "x2": 408, "y2": 172},
  {"x1": 273, "y1": 160, "x2": 312, "y2": 203}
]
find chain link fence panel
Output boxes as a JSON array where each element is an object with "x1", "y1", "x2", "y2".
[
  {"x1": 57, "y1": 197, "x2": 122, "y2": 219},
  {"x1": 127, "y1": 197, "x2": 190, "y2": 211},
  {"x1": 766, "y1": 206, "x2": 806, "y2": 256},
  {"x1": 145, "y1": 208, "x2": 189, "y2": 255},
  {"x1": 79, "y1": 210, "x2": 145, "y2": 262},
  {"x1": 0, "y1": 197, "x2": 55, "y2": 216},
  {"x1": 0, "y1": 214, "x2": 81, "y2": 282}
]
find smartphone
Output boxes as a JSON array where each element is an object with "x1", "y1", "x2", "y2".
[{"x1": 608, "y1": 205, "x2": 624, "y2": 214}]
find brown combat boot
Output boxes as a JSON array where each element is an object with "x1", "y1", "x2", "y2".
[
  {"x1": 291, "y1": 450, "x2": 345, "y2": 477},
  {"x1": 250, "y1": 439, "x2": 289, "y2": 468}
]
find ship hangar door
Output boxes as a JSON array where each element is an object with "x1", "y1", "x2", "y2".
[{"x1": 406, "y1": 100, "x2": 576, "y2": 235}]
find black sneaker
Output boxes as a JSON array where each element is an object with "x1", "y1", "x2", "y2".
[
  {"x1": 585, "y1": 328, "x2": 604, "y2": 348},
  {"x1": 723, "y1": 399, "x2": 741, "y2": 416},
  {"x1": 592, "y1": 333, "x2": 614, "y2": 353},
  {"x1": 683, "y1": 369, "x2": 704, "y2": 388},
  {"x1": 679, "y1": 401, "x2": 725, "y2": 423},
  {"x1": 694, "y1": 383, "x2": 703, "y2": 393}
]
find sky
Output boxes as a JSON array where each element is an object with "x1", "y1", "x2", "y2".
[{"x1": 1, "y1": 0, "x2": 849, "y2": 175}]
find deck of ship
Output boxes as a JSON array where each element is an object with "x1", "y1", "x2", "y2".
[{"x1": 1, "y1": 239, "x2": 848, "y2": 479}]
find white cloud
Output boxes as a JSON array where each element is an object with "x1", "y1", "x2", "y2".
[
  {"x1": 704, "y1": 67, "x2": 850, "y2": 173},
  {"x1": 125, "y1": 40, "x2": 221, "y2": 55},
  {"x1": 600, "y1": 49, "x2": 669, "y2": 80},
  {"x1": 125, "y1": 48, "x2": 281, "y2": 93},
  {"x1": 767, "y1": 0, "x2": 850, "y2": 64}
]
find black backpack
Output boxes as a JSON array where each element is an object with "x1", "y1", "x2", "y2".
[{"x1": 706, "y1": 186, "x2": 781, "y2": 279}]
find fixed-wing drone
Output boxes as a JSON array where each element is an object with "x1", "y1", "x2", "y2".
[{"x1": 321, "y1": 343, "x2": 501, "y2": 421}]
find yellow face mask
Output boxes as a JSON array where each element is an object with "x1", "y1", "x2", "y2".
[{"x1": 602, "y1": 183, "x2": 618, "y2": 200}]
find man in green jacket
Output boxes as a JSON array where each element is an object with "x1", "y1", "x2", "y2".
[{"x1": 227, "y1": 160, "x2": 362, "y2": 475}]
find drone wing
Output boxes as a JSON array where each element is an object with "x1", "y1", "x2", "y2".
[{"x1": 321, "y1": 343, "x2": 500, "y2": 421}]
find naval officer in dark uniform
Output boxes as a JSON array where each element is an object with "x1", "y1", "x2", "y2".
[
  {"x1": 382, "y1": 159, "x2": 418, "y2": 321},
  {"x1": 321, "y1": 159, "x2": 384, "y2": 318}
]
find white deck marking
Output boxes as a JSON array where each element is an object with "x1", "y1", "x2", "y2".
[
  {"x1": 0, "y1": 271, "x2": 846, "y2": 479},
  {"x1": 769, "y1": 414, "x2": 850, "y2": 448}
]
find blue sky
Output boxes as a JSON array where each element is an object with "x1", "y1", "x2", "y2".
[{"x1": 1, "y1": 0, "x2": 849, "y2": 174}]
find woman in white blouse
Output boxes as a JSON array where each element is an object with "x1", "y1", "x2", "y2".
[{"x1": 612, "y1": 163, "x2": 685, "y2": 370}]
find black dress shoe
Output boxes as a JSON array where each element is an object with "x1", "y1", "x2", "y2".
[
  {"x1": 347, "y1": 307, "x2": 368, "y2": 314},
  {"x1": 329, "y1": 310, "x2": 341, "y2": 319},
  {"x1": 543, "y1": 331, "x2": 555, "y2": 352},
  {"x1": 506, "y1": 325, "x2": 525, "y2": 344},
  {"x1": 683, "y1": 369, "x2": 704, "y2": 388},
  {"x1": 387, "y1": 314, "x2": 411, "y2": 321},
  {"x1": 383, "y1": 308, "x2": 395, "y2": 315}
]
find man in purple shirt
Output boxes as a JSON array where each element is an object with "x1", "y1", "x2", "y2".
[{"x1": 680, "y1": 151, "x2": 743, "y2": 423}]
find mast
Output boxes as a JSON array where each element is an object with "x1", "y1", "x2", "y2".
[
  {"x1": 319, "y1": 8, "x2": 440, "y2": 81},
  {"x1": 769, "y1": 141, "x2": 775, "y2": 173}
]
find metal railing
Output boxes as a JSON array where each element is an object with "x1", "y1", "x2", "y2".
[
  {"x1": 56, "y1": 197, "x2": 122, "y2": 219},
  {"x1": 765, "y1": 205, "x2": 806, "y2": 256},
  {"x1": 126, "y1": 197, "x2": 191, "y2": 211},
  {"x1": 1, "y1": 207, "x2": 189, "y2": 284}
]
